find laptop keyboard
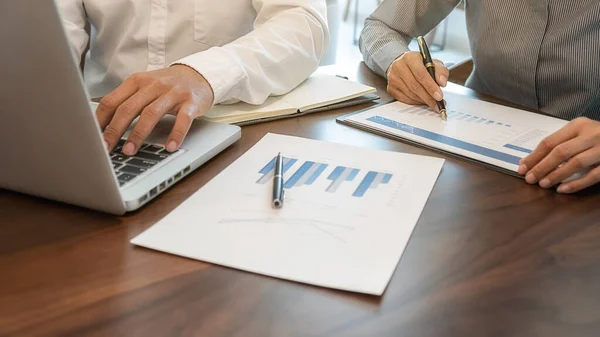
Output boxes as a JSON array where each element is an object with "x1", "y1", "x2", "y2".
[{"x1": 111, "y1": 139, "x2": 173, "y2": 186}]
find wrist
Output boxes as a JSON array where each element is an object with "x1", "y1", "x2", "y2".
[
  {"x1": 386, "y1": 52, "x2": 408, "y2": 78},
  {"x1": 170, "y1": 64, "x2": 215, "y2": 107}
]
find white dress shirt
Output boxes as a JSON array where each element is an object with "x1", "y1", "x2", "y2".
[{"x1": 57, "y1": 0, "x2": 329, "y2": 106}]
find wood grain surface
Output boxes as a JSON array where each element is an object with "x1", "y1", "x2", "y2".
[{"x1": 1, "y1": 63, "x2": 599, "y2": 337}]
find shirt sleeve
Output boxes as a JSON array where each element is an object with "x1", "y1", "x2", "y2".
[
  {"x1": 172, "y1": 0, "x2": 329, "y2": 106},
  {"x1": 56, "y1": 0, "x2": 89, "y2": 64},
  {"x1": 359, "y1": 0, "x2": 460, "y2": 78}
]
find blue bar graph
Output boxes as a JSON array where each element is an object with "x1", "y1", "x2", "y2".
[
  {"x1": 326, "y1": 166, "x2": 360, "y2": 193},
  {"x1": 503, "y1": 144, "x2": 533, "y2": 154},
  {"x1": 306, "y1": 163, "x2": 329, "y2": 185},
  {"x1": 256, "y1": 157, "x2": 298, "y2": 184},
  {"x1": 353, "y1": 171, "x2": 393, "y2": 197},
  {"x1": 382, "y1": 174, "x2": 392, "y2": 184},
  {"x1": 398, "y1": 106, "x2": 511, "y2": 127},
  {"x1": 284, "y1": 161, "x2": 328, "y2": 189},
  {"x1": 255, "y1": 157, "x2": 399, "y2": 198},
  {"x1": 367, "y1": 115, "x2": 522, "y2": 165}
]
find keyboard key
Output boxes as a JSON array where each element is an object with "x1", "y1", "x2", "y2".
[
  {"x1": 158, "y1": 149, "x2": 175, "y2": 156},
  {"x1": 127, "y1": 158, "x2": 157, "y2": 168},
  {"x1": 120, "y1": 165, "x2": 147, "y2": 175},
  {"x1": 117, "y1": 139, "x2": 127, "y2": 146},
  {"x1": 112, "y1": 162, "x2": 123, "y2": 170},
  {"x1": 112, "y1": 154, "x2": 129, "y2": 162},
  {"x1": 142, "y1": 145, "x2": 164, "y2": 153},
  {"x1": 134, "y1": 151, "x2": 168, "y2": 162},
  {"x1": 111, "y1": 148, "x2": 126, "y2": 155},
  {"x1": 118, "y1": 172, "x2": 136, "y2": 184}
]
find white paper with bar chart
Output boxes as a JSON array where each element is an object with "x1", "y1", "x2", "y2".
[
  {"x1": 131, "y1": 134, "x2": 444, "y2": 295},
  {"x1": 342, "y1": 92, "x2": 569, "y2": 173}
]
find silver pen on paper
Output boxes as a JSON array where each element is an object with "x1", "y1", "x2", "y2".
[{"x1": 272, "y1": 152, "x2": 284, "y2": 208}]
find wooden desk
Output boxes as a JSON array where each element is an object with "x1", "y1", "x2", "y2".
[{"x1": 2, "y1": 63, "x2": 600, "y2": 337}]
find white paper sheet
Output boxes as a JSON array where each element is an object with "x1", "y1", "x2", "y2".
[
  {"x1": 346, "y1": 92, "x2": 569, "y2": 172},
  {"x1": 131, "y1": 134, "x2": 444, "y2": 295}
]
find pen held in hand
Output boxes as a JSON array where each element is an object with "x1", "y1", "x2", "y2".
[{"x1": 417, "y1": 36, "x2": 447, "y2": 121}]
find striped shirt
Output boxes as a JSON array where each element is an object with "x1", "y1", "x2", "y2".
[{"x1": 359, "y1": 0, "x2": 600, "y2": 120}]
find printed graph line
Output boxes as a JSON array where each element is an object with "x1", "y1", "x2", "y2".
[
  {"x1": 218, "y1": 218, "x2": 353, "y2": 243},
  {"x1": 398, "y1": 106, "x2": 512, "y2": 127},
  {"x1": 503, "y1": 144, "x2": 533, "y2": 154},
  {"x1": 367, "y1": 115, "x2": 522, "y2": 165}
]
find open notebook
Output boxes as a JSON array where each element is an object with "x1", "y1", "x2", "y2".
[{"x1": 205, "y1": 74, "x2": 378, "y2": 125}]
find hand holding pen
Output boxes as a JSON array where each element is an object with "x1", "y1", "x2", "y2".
[
  {"x1": 385, "y1": 37, "x2": 449, "y2": 120},
  {"x1": 417, "y1": 36, "x2": 447, "y2": 120}
]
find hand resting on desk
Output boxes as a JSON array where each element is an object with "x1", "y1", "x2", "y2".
[
  {"x1": 519, "y1": 117, "x2": 600, "y2": 193},
  {"x1": 95, "y1": 65, "x2": 214, "y2": 156}
]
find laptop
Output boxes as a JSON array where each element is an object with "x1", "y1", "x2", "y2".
[{"x1": 0, "y1": 0, "x2": 241, "y2": 215}]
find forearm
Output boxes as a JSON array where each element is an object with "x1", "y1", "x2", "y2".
[
  {"x1": 359, "y1": 0, "x2": 460, "y2": 78},
  {"x1": 360, "y1": 18, "x2": 412, "y2": 78},
  {"x1": 174, "y1": 1, "x2": 329, "y2": 105}
]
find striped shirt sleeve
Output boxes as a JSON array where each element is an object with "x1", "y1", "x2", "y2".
[{"x1": 359, "y1": 0, "x2": 461, "y2": 78}]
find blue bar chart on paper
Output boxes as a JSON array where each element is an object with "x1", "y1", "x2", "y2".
[
  {"x1": 256, "y1": 156, "x2": 298, "y2": 184},
  {"x1": 283, "y1": 161, "x2": 329, "y2": 189},
  {"x1": 400, "y1": 106, "x2": 512, "y2": 127},
  {"x1": 343, "y1": 91, "x2": 570, "y2": 177},
  {"x1": 445, "y1": 109, "x2": 511, "y2": 127},
  {"x1": 326, "y1": 166, "x2": 360, "y2": 193},
  {"x1": 365, "y1": 116, "x2": 522, "y2": 165},
  {"x1": 353, "y1": 171, "x2": 393, "y2": 198},
  {"x1": 256, "y1": 157, "x2": 395, "y2": 198}
]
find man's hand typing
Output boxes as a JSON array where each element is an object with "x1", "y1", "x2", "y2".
[{"x1": 96, "y1": 65, "x2": 214, "y2": 155}]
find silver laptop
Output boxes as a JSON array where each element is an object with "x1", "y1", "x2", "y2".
[{"x1": 0, "y1": 0, "x2": 241, "y2": 215}]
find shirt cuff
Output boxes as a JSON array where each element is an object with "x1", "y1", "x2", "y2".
[
  {"x1": 372, "y1": 40, "x2": 410, "y2": 79},
  {"x1": 171, "y1": 47, "x2": 246, "y2": 105}
]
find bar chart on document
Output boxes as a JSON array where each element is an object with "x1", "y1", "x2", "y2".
[
  {"x1": 225, "y1": 165, "x2": 396, "y2": 244},
  {"x1": 209, "y1": 134, "x2": 444, "y2": 248},
  {"x1": 346, "y1": 92, "x2": 568, "y2": 171},
  {"x1": 222, "y1": 153, "x2": 411, "y2": 244},
  {"x1": 131, "y1": 134, "x2": 445, "y2": 295},
  {"x1": 256, "y1": 156, "x2": 394, "y2": 198}
]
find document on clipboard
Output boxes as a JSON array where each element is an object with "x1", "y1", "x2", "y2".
[{"x1": 337, "y1": 91, "x2": 569, "y2": 176}]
